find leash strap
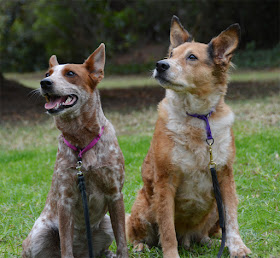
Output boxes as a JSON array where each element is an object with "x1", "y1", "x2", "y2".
[
  {"x1": 210, "y1": 166, "x2": 226, "y2": 258},
  {"x1": 78, "y1": 171, "x2": 94, "y2": 258},
  {"x1": 187, "y1": 111, "x2": 226, "y2": 257},
  {"x1": 76, "y1": 159, "x2": 94, "y2": 258}
]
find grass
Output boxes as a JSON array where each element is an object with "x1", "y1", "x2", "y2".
[
  {"x1": 4, "y1": 68, "x2": 280, "y2": 90},
  {"x1": 1, "y1": 93, "x2": 280, "y2": 257}
]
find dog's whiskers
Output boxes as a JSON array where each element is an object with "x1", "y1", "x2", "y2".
[{"x1": 28, "y1": 88, "x2": 42, "y2": 102}]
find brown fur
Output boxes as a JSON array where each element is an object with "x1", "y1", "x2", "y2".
[
  {"x1": 126, "y1": 16, "x2": 251, "y2": 258},
  {"x1": 22, "y1": 44, "x2": 128, "y2": 258}
]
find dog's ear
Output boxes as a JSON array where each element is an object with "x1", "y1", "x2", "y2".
[
  {"x1": 84, "y1": 43, "x2": 105, "y2": 82},
  {"x1": 208, "y1": 24, "x2": 240, "y2": 66},
  {"x1": 170, "y1": 15, "x2": 192, "y2": 49},
  {"x1": 49, "y1": 55, "x2": 59, "y2": 68}
]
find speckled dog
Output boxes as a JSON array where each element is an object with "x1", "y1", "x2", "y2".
[
  {"x1": 22, "y1": 44, "x2": 128, "y2": 258},
  {"x1": 126, "y1": 17, "x2": 251, "y2": 258}
]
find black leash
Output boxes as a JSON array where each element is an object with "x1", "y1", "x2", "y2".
[
  {"x1": 187, "y1": 112, "x2": 226, "y2": 257},
  {"x1": 208, "y1": 143, "x2": 226, "y2": 258},
  {"x1": 210, "y1": 166, "x2": 226, "y2": 258},
  {"x1": 76, "y1": 159, "x2": 94, "y2": 258}
]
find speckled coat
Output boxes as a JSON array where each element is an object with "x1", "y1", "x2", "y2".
[{"x1": 22, "y1": 44, "x2": 128, "y2": 258}]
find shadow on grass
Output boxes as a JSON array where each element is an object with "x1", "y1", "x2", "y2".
[{"x1": 1, "y1": 74, "x2": 279, "y2": 123}]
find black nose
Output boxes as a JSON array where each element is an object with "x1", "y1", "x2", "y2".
[
  {"x1": 156, "y1": 60, "x2": 170, "y2": 73},
  {"x1": 40, "y1": 78, "x2": 53, "y2": 91}
]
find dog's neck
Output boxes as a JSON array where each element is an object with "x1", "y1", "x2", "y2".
[
  {"x1": 55, "y1": 90, "x2": 106, "y2": 148},
  {"x1": 165, "y1": 89, "x2": 224, "y2": 115}
]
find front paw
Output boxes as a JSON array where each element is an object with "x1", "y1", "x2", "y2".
[
  {"x1": 103, "y1": 249, "x2": 116, "y2": 258},
  {"x1": 164, "y1": 249, "x2": 180, "y2": 258},
  {"x1": 133, "y1": 242, "x2": 149, "y2": 252},
  {"x1": 228, "y1": 240, "x2": 251, "y2": 258},
  {"x1": 116, "y1": 248, "x2": 129, "y2": 258}
]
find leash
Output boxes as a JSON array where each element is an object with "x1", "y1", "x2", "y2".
[
  {"x1": 187, "y1": 112, "x2": 226, "y2": 258},
  {"x1": 62, "y1": 126, "x2": 105, "y2": 258}
]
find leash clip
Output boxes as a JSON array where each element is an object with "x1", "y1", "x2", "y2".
[
  {"x1": 76, "y1": 160, "x2": 83, "y2": 177},
  {"x1": 208, "y1": 145, "x2": 217, "y2": 170}
]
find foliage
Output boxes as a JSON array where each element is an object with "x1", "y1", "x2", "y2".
[
  {"x1": 234, "y1": 43, "x2": 280, "y2": 69},
  {"x1": 0, "y1": 0, "x2": 279, "y2": 72}
]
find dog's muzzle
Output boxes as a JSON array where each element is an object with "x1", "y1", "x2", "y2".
[{"x1": 40, "y1": 78, "x2": 78, "y2": 115}]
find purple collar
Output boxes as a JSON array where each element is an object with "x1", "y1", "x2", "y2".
[
  {"x1": 63, "y1": 126, "x2": 105, "y2": 159},
  {"x1": 186, "y1": 111, "x2": 214, "y2": 144}
]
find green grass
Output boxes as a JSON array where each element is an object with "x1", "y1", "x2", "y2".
[
  {"x1": 4, "y1": 68, "x2": 280, "y2": 90},
  {"x1": 230, "y1": 69, "x2": 280, "y2": 83},
  {"x1": 0, "y1": 95, "x2": 280, "y2": 257}
]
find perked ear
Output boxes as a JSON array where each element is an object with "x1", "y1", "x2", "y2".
[
  {"x1": 170, "y1": 15, "x2": 192, "y2": 49},
  {"x1": 208, "y1": 24, "x2": 240, "y2": 66},
  {"x1": 84, "y1": 43, "x2": 105, "y2": 81},
  {"x1": 49, "y1": 55, "x2": 59, "y2": 68}
]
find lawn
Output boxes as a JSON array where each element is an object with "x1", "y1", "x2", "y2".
[
  {"x1": 1, "y1": 88, "x2": 280, "y2": 257},
  {"x1": 4, "y1": 68, "x2": 280, "y2": 90}
]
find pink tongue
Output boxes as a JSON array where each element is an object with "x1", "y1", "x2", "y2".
[{"x1": 45, "y1": 96, "x2": 67, "y2": 110}]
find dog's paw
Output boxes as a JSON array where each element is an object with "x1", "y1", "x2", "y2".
[
  {"x1": 164, "y1": 249, "x2": 180, "y2": 258},
  {"x1": 181, "y1": 234, "x2": 191, "y2": 250},
  {"x1": 133, "y1": 242, "x2": 149, "y2": 252},
  {"x1": 103, "y1": 249, "x2": 117, "y2": 258},
  {"x1": 200, "y1": 236, "x2": 214, "y2": 248},
  {"x1": 228, "y1": 241, "x2": 251, "y2": 258}
]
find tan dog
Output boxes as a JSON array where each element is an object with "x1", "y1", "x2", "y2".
[
  {"x1": 126, "y1": 16, "x2": 251, "y2": 258},
  {"x1": 22, "y1": 44, "x2": 128, "y2": 258}
]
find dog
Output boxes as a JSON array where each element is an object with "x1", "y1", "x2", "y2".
[
  {"x1": 22, "y1": 44, "x2": 129, "y2": 258},
  {"x1": 126, "y1": 16, "x2": 252, "y2": 258}
]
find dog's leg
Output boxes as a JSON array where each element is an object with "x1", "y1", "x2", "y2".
[
  {"x1": 22, "y1": 217, "x2": 60, "y2": 258},
  {"x1": 126, "y1": 188, "x2": 157, "y2": 250},
  {"x1": 58, "y1": 200, "x2": 75, "y2": 258},
  {"x1": 154, "y1": 181, "x2": 179, "y2": 258},
  {"x1": 219, "y1": 165, "x2": 251, "y2": 257},
  {"x1": 73, "y1": 215, "x2": 114, "y2": 257},
  {"x1": 108, "y1": 193, "x2": 129, "y2": 258},
  {"x1": 92, "y1": 214, "x2": 115, "y2": 257}
]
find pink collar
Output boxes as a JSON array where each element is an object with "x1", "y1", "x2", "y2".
[{"x1": 63, "y1": 126, "x2": 105, "y2": 159}]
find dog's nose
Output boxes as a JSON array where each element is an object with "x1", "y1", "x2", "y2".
[
  {"x1": 40, "y1": 78, "x2": 53, "y2": 91},
  {"x1": 156, "y1": 60, "x2": 170, "y2": 73}
]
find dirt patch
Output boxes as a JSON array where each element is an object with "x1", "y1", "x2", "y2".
[{"x1": 1, "y1": 75, "x2": 279, "y2": 123}]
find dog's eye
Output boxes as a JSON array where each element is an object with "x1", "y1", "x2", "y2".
[
  {"x1": 187, "y1": 54, "x2": 198, "y2": 60},
  {"x1": 169, "y1": 51, "x2": 173, "y2": 58},
  {"x1": 66, "y1": 71, "x2": 76, "y2": 77},
  {"x1": 45, "y1": 72, "x2": 50, "y2": 77}
]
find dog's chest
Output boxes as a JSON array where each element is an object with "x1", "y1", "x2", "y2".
[
  {"x1": 175, "y1": 169, "x2": 214, "y2": 215},
  {"x1": 52, "y1": 139, "x2": 124, "y2": 224},
  {"x1": 166, "y1": 104, "x2": 234, "y2": 174},
  {"x1": 165, "y1": 105, "x2": 234, "y2": 214}
]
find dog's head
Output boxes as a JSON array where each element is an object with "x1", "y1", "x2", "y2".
[
  {"x1": 153, "y1": 16, "x2": 240, "y2": 96},
  {"x1": 40, "y1": 43, "x2": 105, "y2": 117}
]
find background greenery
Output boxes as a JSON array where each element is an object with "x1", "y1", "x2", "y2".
[{"x1": 0, "y1": 0, "x2": 279, "y2": 73}]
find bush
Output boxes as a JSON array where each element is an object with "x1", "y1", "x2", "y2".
[{"x1": 234, "y1": 43, "x2": 280, "y2": 69}]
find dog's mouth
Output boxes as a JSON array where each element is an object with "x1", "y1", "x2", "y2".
[
  {"x1": 155, "y1": 75, "x2": 183, "y2": 89},
  {"x1": 155, "y1": 75, "x2": 170, "y2": 85},
  {"x1": 44, "y1": 94, "x2": 78, "y2": 114}
]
